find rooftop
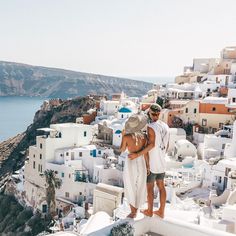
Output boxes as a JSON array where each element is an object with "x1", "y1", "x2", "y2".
[
  {"x1": 78, "y1": 210, "x2": 234, "y2": 236},
  {"x1": 50, "y1": 123, "x2": 92, "y2": 129},
  {"x1": 169, "y1": 100, "x2": 190, "y2": 105},
  {"x1": 201, "y1": 97, "x2": 228, "y2": 104}
]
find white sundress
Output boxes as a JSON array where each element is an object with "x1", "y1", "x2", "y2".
[{"x1": 123, "y1": 149, "x2": 147, "y2": 208}]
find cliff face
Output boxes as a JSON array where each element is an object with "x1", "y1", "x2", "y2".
[
  {"x1": 0, "y1": 96, "x2": 97, "y2": 177},
  {"x1": 0, "y1": 61, "x2": 152, "y2": 98}
]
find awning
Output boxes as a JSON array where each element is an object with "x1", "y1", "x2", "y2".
[{"x1": 37, "y1": 128, "x2": 56, "y2": 132}]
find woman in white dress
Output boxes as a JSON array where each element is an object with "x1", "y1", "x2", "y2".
[{"x1": 120, "y1": 114, "x2": 149, "y2": 218}]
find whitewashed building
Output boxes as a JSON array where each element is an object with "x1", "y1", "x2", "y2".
[
  {"x1": 227, "y1": 88, "x2": 236, "y2": 109},
  {"x1": 168, "y1": 128, "x2": 186, "y2": 154},
  {"x1": 24, "y1": 123, "x2": 98, "y2": 212},
  {"x1": 100, "y1": 100, "x2": 119, "y2": 116}
]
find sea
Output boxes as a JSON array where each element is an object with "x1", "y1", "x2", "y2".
[
  {"x1": 0, "y1": 77, "x2": 174, "y2": 143},
  {"x1": 0, "y1": 96, "x2": 45, "y2": 142}
]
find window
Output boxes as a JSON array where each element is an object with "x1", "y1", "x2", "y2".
[
  {"x1": 84, "y1": 131, "x2": 87, "y2": 137},
  {"x1": 40, "y1": 143, "x2": 42, "y2": 149},
  {"x1": 207, "y1": 88, "x2": 210, "y2": 92},
  {"x1": 185, "y1": 108, "x2": 188, "y2": 113},
  {"x1": 233, "y1": 98, "x2": 236, "y2": 103},
  {"x1": 40, "y1": 154, "x2": 42, "y2": 159},
  {"x1": 66, "y1": 152, "x2": 69, "y2": 156},
  {"x1": 219, "y1": 177, "x2": 222, "y2": 184},
  {"x1": 184, "y1": 92, "x2": 187, "y2": 97},
  {"x1": 42, "y1": 204, "x2": 47, "y2": 213},
  {"x1": 90, "y1": 150, "x2": 93, "y2": 156},
  {"x1": 40, "y1": 165, "x2": 43, "y2": 173},
  {"x1": 33, "y1": 154, "x2": 35, "y2": 158},
  {"x1": 79, "y1": 152, "x2": 82, "y2": 157},
  {"x1": 71, "y1": 152, "x2": 75, "y2": 160},
  {"x1": 212, "y1": 107, "x2": 216, "y2": 111},
  {"x1": 65, "y1": 192, "x2": 70, "y2": 198},
  {"x1": 69, "y1": 174, "x2": 71, "y2": 178},
  {"x1": 38, "y1": 164, "x2": 40, "y2": 172},
  {"x1": 222, "y1": 143, "x2": 226, "y2": 150},
  {"x1": 194, "y1": 108, "x2": 197, "y2": 114},
  {"x1": 61, "y1": 172, "x2": 64, "y2": 178},
  {"x1": 202, "y1": 119, "x2": 207, "y2": 126},
  {"x1": 98, "y1": 150, "x2": 101, "y2": 155},
  {"x1": 225, "y1": 168, "x2": 231, "y2": 176},
  {"x1": 33, "y1": 161, "x2": 35, "y2": 169}
]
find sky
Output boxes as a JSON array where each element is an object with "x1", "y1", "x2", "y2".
[{"x1": 0, "y1": 0, "x2": 236, "y2": 80}]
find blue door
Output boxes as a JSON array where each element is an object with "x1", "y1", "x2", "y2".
[{"x1": 93, "y1": 149, "x2": 97, "y2": 157}]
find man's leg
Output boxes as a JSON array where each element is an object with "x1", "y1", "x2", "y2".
[
  {"x1": 141, "y1": 181, "x2": 154, "y2": 217},
  {"x1": 153, "y1": 179, "x2": 166, "y2": 218}
]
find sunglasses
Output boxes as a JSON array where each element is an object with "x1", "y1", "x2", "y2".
[{"x1": 150, "y1": 112, "x2": 159, "y2": 117}]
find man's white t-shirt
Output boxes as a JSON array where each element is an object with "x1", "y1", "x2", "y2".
[{"x1": 148, "y1": 120, "x2": 170, "y2": 174}]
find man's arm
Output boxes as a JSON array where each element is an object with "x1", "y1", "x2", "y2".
[
  {"x1": 165, "y1": 127, "x2": 170, "y2": 152},
  {"x1": 144, "y1": 152, "x2": 150, "y2": 176},
  {"x1": 128, "y1": 126, "x2": 155, "y2": 160}
]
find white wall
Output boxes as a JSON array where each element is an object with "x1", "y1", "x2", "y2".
[
  {"x1": 101, "y1": 101, "x2": 119, "y2": 115},
  {"x1": 117, "y1": 112, "x2": 132, "y2": 119},
  {"x1": 168, "y1": 128, "x2": 186, "y2": 153},
  {"x1": 174, "y1": 141, "x2": 197, "y2": 158},
  {"x1": 203, "y1": 135, "x2": 231, "y2": 159},
  {"x1": 93, "y1": 166, "x2": 123, "y2": 187},
  {"x1": 46, "y1": 162, "x2": 96, "y2": 202},
  {"x1": 40, "y1": 124, "x2": 93, "y2": 163},
  {"x1": 227, "y1": 89, "x2": 236, "y2": 109}
]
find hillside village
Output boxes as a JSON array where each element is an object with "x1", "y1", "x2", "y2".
[{"x1": 4, "y1": 46, "x2": 236, "y2": 236}]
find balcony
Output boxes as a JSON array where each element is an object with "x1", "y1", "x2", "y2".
[{"x1": 74, "y1": 170, "x2": 89, "y2": 183}]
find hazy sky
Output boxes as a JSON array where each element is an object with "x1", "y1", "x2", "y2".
[{"x1": 1, "y1": 0, "x2": 236, "y2": 78}]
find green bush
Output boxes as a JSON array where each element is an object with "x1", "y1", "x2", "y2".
[
  {"x1": 110, "y1": 222, "x2": 134, "y2": 236},
  {"x1": 28, "y1": 213, "x2": 50, "y2": 235},
  {"x1": 0, "y1": 194, "x2": 50, "y2": 235}
]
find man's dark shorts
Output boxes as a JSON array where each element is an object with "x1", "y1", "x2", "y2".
[{"x1": 147, "y1": 172, "x2": 165, "y2": 183}]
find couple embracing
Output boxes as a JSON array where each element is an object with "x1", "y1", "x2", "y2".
[{"x1": 120, "y1": 103, "x2": 170, "y2": 218}]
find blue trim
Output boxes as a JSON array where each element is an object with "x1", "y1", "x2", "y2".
[{"x1": 118, "y1": 107, "x2": 132, "y2": 113}]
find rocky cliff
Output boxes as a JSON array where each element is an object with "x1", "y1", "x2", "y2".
[
  {"x1": 0, "y1": 61, "x2": 152, "y2": 98},
  {"x1": 0, "y1": 96, "x2": 97, "y2": 178}
]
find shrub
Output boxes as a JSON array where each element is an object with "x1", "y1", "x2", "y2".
[{"x1": 110, "y1": 222, "x2": 134, "y2": 236}]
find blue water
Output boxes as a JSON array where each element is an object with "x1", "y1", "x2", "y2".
[
  {"x1": 0, "y1": 97, "x2": 45, "y2": 142},
  {"x1": 183, "y1": 163, "x2": 194, "y2": 168}
]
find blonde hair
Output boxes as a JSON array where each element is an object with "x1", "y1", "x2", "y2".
[{"x1": 130, "y1": 131, "x2": 146, "y2": 146}]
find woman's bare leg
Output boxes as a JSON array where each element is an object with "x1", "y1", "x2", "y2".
[{"x1": 127, "y1": 204, "x2": 137, "y2": 218}]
